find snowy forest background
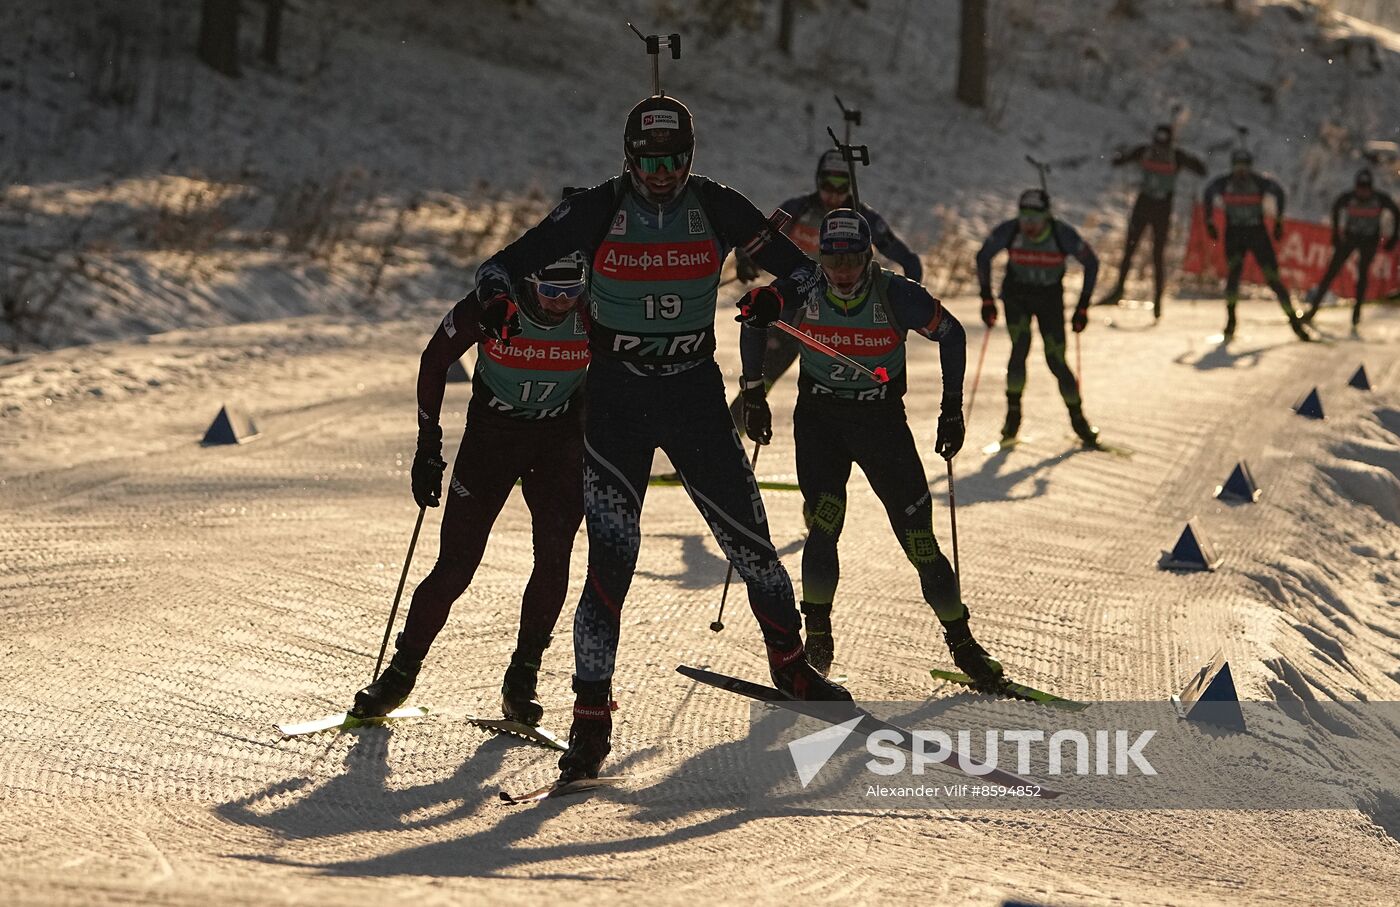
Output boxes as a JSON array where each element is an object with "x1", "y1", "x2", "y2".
[{"x1": 2, "y1": 0, "x2": 1398, "y2": 355}]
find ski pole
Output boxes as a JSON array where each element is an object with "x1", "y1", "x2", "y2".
[
  {"x1": 770, "y1": 319, "x2": 889, "y2": 384},
  {"x1": 1075, "y1": 331, "x2": 1083, "y2": 392},
  {"x1": 372, "y1": 505, "x2": 426, "y2": 681},
  {"x1": 711, "y1": 442, "x2": 762, "y2": 632},
  {"x1": 965, "y1": 326, "x2": 991, "y2": 423},
  {"x1": 946, "y1": 458, "x2": 961, "y2": 596}
]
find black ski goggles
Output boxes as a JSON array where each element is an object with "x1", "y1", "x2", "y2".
[
  {"x1": 819, "y1": 251, "x2": 869, "y2": 271},
  {"x1": 634, "y1": 151, "x2": 692, "y2": 174}
]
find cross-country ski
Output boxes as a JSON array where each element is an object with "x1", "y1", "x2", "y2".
[
  {"x1": 276, "y1": 706, "x2": 430, "y2": 738},
  {"x1": 679, "y1": 665, "x2": 1060, "y2": 797}
]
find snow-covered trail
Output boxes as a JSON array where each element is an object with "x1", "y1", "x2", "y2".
[{"x1": 2, "y1": 298, "x2": 1398, "y2": 906}]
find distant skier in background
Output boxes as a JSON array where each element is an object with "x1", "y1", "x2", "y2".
[
  {"x1": 1201, "y1": 149, "x2": 1310, "y2": 341},
  {"x1": 727, "y1": 149, "x2": 923, "y2": 431},
  {"x1": 1301, "y1": 167, "x2": 1399, "y2": 332},
  {"x1": 739, "y1": 209, "x2": 1006, "y2": 689},
  {"x1": 351, "y1": 256, "x2": 591, "y2": 729},
  {"x1": 976, "y1": 188, "x2": 1102, "y2": 448},
  {"x1": 1100, "y1": 123, "x2": 1206, "y2": 319}
]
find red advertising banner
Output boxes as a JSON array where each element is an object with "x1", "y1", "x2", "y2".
[{"x1": 1182, "y1": 203, "x2": 1399, "y2": 298}]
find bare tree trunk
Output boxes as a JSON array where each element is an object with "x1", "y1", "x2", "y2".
[
  {"x1": 955, "y1": 0, "x2": 988, "y2": 108},
  {"x1": 198, "y1": 0, "x2": 241, "y2": 77},
  {"x1": 777, "y1": 0, "x2": 796, "y2": 55},
  {"x1": 261, "y1": 0, "x2": 283, "y2": 66}
]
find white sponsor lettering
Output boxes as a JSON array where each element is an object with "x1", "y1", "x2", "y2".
[
  {"x1": 492, "y1": 341, "x2": 583, "y2": 364},
  {"x1": 601, "y1": 246, "x2": 715, "y2": 271},
  {"x1": 547, "y1": 346, "x2": 589, "y2": 362},
  {"x1": 641, "y1": 110, "x2": 680, "y2": 129},
  {"x1": 441, "y1": 309, "x2": 456, "y2": 338},
  {"x1": 825, "y1": 216, "x2": 863, "y2": 237},
  {"x1": 808, "y1": 330, "x2": 892, "y2": 349}
]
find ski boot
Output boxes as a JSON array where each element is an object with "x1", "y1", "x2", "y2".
[
  {"x1": 768, "y1": 642, "x2": 852, "y2": 702},
  {"x1": 1152, "y1": 295, "x2": 1163, "y2": 321},
  {"x1": 1000, "y1": 398, "x2": 1022, "y2": 444},
  {"x1": 1095, "y1": 284, "x2": 1124, "y2": 307},
  {"x1": 501, "y1": 653, "x2": 544, "y2": 727},
  {"x1": 1286, "y1": 308, "x2": 1313, "y2": 342},
  {"x1": 801, "y1": 601, "x2": 835, "y2": 678},
  {"x1": 1300, "y1": 289, "x2": 1322, "y2": 325},
  {"x1": 1068, "y1": 404, "x2": 1100, "y2": 448},
  {"x1": 351, "y1": 636, "x2": 423, "y2": 718},
  {"x1": 557, "y1": 677, "x2": 614, "y2": 784},
  {"x1": 1223, "y1": 307, "x2": 1237, "y2": 340},
  {"x1": 940, "y1": 611, "x2": 1004, "y2": 691}
]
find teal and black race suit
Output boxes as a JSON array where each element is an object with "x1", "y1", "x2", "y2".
[
  {"x1": 400, "y1": 289, "x2": 589, "y2": 664},
  {"x1": 740, "y1": 266, "x2": 965, "y2": 407},
  {"x1": 472, "y1": 173, "x2": 827, "y2": 684},
  {"x1": 1203, "y1": 172, "x2": 1286, "y2": 231},
  {"x1": 748, "y1": 194, "x2": 921, "y2": 280},
  {"x1": 473, "y1": 307, "x2": 590, "y2": 420},
  {"x1": 739, "y1": 266, "x2": 967, "y2": 622},
  {"x1": 1112, "y1": 144, "x2": 1206, "y2": 202},
  {"x1": 587, "y1": 182, "x2": 725, "y2": 367},
  {"x1": 976, "y1": 218, "x2": 1099, "y2": 408},
  {"x1": 1331, "y1": 189, "x2": 1398, "y2": 242},
  {"x1": 478, "y1": 174, "x2": 824, "y2": 375},
  {"x1": 975, "y1": 218, "x2": 1099, "y2": 307}
]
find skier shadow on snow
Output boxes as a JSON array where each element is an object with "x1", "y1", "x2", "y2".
[
  {"x1": 217, "y1": 722, "x2": 524, "y2": 842},
  {"x1": 934, "y1": 445, "x2": 1066, "y2": 505},
  {"x1": 635, "y1": 532, "x2": 804, "y2": 589},
  {"x1": 1172, "y1": 339, "x2": 1285, "y2": 371},
  {"x1": 220, "y1": 702, "x2": 933, "y2": 879}
]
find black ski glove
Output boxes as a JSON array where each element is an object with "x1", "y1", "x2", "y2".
[
  {"x1": 411, "y1": 425, "x2": 448, "y2": 508},
  {"x1": 935, "y1": 410, "x2": 965, "y2": 460},
  {"x1": 980, "y1": 298, "x2": 998, "y2": 327},
  {"x1": 734, "y1": 285, "x2": 783, "y2": 327},
  {"x1": 1071, "y1": 305, "x2": 1088, "y2": 333},
  {"x1": 1273, "y1": 220, "x2": 1285, "y2": 242},
  {"x1": 1205, "y1": 222, "x2": 1219, "y2": 241},
  {"x1": 479, "y1": 298, "x2": 521, "y2": 345},
  {"x1": 740, "y1": 378, "x2": 772, "y2": 445}
]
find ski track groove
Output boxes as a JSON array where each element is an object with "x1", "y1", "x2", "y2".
[{"x1": 2, "y1": 302, "x2": 1398, "y2": 904}]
